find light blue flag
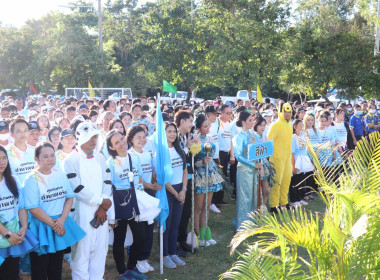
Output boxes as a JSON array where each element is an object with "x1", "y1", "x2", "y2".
[{"x1": 152, "y1": 97, "x2": 173, "y2": 232}]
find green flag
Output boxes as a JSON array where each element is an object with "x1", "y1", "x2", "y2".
[{"x1": 163, "y1": 80, "x2": 177, "y2": 94}]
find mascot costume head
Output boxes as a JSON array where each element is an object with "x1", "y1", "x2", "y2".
[{"x1": 278, "y1": 103, "x2": 293, "y2": 123}]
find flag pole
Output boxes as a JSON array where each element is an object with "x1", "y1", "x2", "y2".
[
  {"x1": 160, "y1": 225, "x2": 163, "y2": 274},
  {"x1": 157, "y1": 92, "x2": 164, "y2": 275}
]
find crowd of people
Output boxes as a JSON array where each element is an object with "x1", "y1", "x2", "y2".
[{"x1": 0, "y1": 92, "x2": 377, "y2": 280}]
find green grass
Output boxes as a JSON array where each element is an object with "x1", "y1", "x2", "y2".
[{"x1": 57, "y1": 195, "x2": 325, "y2": 280}]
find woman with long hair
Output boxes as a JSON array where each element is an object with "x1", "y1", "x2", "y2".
[
  {"x1": 252, "y1": 116, "x2": 272, "y2": 208},
  {"x1": 290, "y1": 120, "x2": 315, "y2": 206},
  {"x1": 22, "y1": 143, "x2": 85, "y2": 280},
  {"x1": 193, "y1": 114, "x2": 223, "y2": 246},
  {"x1": 127, "y1": 126, "x2": 161, "y2": 274},
  {"x1": 108, "y1": 119, "x2": 126, "y2": 136},
  {"x1": 106, "y1": 129, "x2": 152, "y2": 280},
  {"x1": 37, "y1": 114, "x2": 50, "y2": 142},
  {"x1": 303, "y1": 113, "x2": 321, "y2": 146},
  {"x1": 232, "y1": 111, "x2": 263, "y2": 230},
  {"x1": 0, "y1": 146, "x2": 38, "y2": 280},
  {"x1": 162, "y1": 122, "x2": 188, "y2": 269}
]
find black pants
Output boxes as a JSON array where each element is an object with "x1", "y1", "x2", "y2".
[
  {"x1": 354, "y1": 134, "x2": 363, "y2": 145},
  {"x1": 289, "y1": 171, "x2": 315, "y2": 202},
  {"x1": 178, "y1": 179, "x2": 192, "y2": 244},
  {"x1": 30, "y1": 250, "x2": 64, "y2": 280},
  {"x1": 0, "y1": 256, "x2": 19, "y2": 280},
  {"x1": 230, "y1": 158, "x2": 237, "y2": 195},
  {"x1": 113, "y1": 219, "x2": 146, "y2": 274},
  {"x1": 139, "y1": 222, "x2": 154, "y2": 260},
  {"x1": 212, "y1": 151, "x2": 230, "y2": 204}
]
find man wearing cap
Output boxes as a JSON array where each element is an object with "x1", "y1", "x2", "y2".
[
  {"x1": 295, "y1": 107, "x2": 306, "y2": 121},
  {"x1": 27, "y1": 121, "x2": 41, "y2": 147},
  {"x1": 213, "y1": 104, "x2": 235, "y2": 207},
  {"x1": 267, "y1": 103, "x2": 293, "y2": 213},
  {"x1": 78, "y1": 104, "x2": 89, "y2": 115},
  {"x1": 63, "y1": 123, "x2": 112, "y2": 280}
]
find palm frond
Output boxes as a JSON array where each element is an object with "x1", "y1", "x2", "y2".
[{"x1": 225, "y1": 132, "x2": 380, "y2": 279}]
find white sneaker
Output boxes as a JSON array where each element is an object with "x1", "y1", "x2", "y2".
[
  {"x1": 290, "y1": 202, "x2": 301, "y2": 207},
  {"x1": 136, "y1": 260, "x2": 150, "y2": 273},
  {"x1": 207, "y1": 239, "x2": 217, "y2": 245},
  {"x1": 210, "y1": 204, "x2": 221, "y2": 214},
  {"x1": 199, "y1": 239, "x2": 211, "y2": 247},
  {"x1": 143, "y1": 260, "x2": 154, "y2": 272},
  {"x1": 299, "y1": 200, "x2": 308, "y2": 206}
]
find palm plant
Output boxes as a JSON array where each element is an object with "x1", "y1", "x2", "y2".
[{"x1": 221, "y1": 132, "x2": 380, "y2": 280}]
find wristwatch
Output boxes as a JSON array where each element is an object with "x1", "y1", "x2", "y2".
[{"x1": 4, "y1": 231, "x2": 11, "y2": 239}]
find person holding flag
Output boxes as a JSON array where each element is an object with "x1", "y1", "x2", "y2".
[{"x1": 152, "y1": 94, "x2": 187, "y2": 272}]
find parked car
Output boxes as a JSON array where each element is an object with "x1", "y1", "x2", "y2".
[
  {"x1": 220, "y1": 90, "x2": 276, "y2": 105},
  {"x1": 161, "y1": 91, "x2": 204, "y2": 104}
]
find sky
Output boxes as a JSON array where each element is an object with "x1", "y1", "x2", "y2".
[{"x1": 0, "y1": 0, "x2": 153, "y2": 28}]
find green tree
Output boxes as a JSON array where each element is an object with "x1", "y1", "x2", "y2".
[
  {"x1": 137, "y1": 0, "x2": 207, "y2": 101},
  {"x1": 198, "y1": 0, "x2": 291, "y2": 98},
  {"x1": 280, "y1": 0, "x2": 379, "y2": 100}
]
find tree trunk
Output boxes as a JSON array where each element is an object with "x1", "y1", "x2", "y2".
[
  {"x1": 184, "y1": 80, "x2": 192, "y2": 104},
  {"x1": 321, "y1": 85, "x2": 331, "y2": 103}
]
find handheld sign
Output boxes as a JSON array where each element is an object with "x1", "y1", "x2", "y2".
[{"x1": 248, "y1": 140, "x2": 274, "y2": 161}]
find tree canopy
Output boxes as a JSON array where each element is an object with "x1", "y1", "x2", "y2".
[{"x1": 0, "y1": 0, "x2": 379, "y2": 100}]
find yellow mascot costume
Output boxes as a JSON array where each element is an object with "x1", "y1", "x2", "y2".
[{"x1": 267, "y1": 103, "x2": 293, "y2": 211}]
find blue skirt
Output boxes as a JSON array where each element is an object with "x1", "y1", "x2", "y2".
[
  {"x1": 0, "y1": 230, "x2": 39, "y2": 266},
  {"x1": 29, "y1": 215, "x2": 86, "y2": 256}
]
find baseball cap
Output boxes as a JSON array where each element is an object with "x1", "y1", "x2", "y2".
[
  {"x1": 61, "y1": 128, "x2": 76, "y2": 138},
  {"x1": 79, "y1": 104, "x2": 89, "y2": 110},
  {"x1": 0, "y1": 121, "x2": 9, "y2": 132},
  {"x1": 262, "y1": 109, "x2": 275, "y2": 117},
  {"x1": 28, "y1": 110, "x2": 39, "y2": 119},
  {"x1": 29, "y1": 121, "x2": 41, "y2": 131},
  {"x1": 296, "y1": 107, "x2": 306, "y2": 114}
]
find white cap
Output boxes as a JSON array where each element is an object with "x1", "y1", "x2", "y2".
[
  {"x1": 76, "y1": 122, "x2": 100, "y2": 148},
  {"x1": 262, "y1": 109, "x2": 274, "y2": 117},
  {"x1": 28, "y1": 110, "x2": 39, "y2": 119}
]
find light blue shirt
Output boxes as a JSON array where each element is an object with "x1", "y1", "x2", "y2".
[
  {"x1": 292, "y1": 133, "x2": 308, "y2": 156},
  {"x1": 107, "y1": 153, "x2": 143, "y2": 190},
  {"x1": 232, "y1": 130, "x2": 256, "y2": 168},
  {"x1": 306, "y1": 129, "x2": 321, "y2": 145},
  {"x1": 23, "y1": 169, "x2": 73, "y2": 217},
  {"x1": 0, "y1": 177, "x2": 24, "y2": 223}
]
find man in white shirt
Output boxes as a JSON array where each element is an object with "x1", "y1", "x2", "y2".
[{"x1": 212, "y1": 104, "x2": 235, "y2": 207}]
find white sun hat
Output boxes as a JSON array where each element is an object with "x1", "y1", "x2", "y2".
[{"x1": 76, "y1": 122, "x2": 100, "y2": 148}]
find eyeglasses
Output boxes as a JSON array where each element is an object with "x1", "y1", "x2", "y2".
[
  {"x1": 223, "y1": 112, "x2": 232, "y2": 115},
  {"x1": 51, "y1": 134, "x2": 60, "y2": 138}
]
